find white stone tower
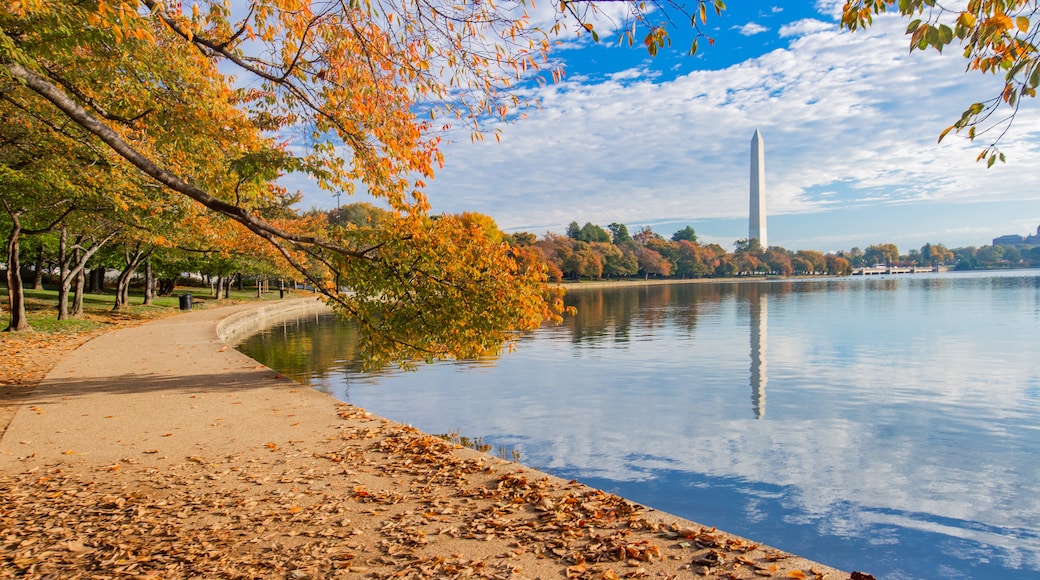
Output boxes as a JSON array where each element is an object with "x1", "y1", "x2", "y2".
[{"x1": 749, "y1": 130, "x2": 767, "y2": 247}]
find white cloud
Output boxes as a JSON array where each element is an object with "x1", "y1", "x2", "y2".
[
  {"x1": 777, "y1": 18, "x2": 833, "y2": 37},
  {"x1": 735, "y1": 22, "x2": 769, "y2": 36}
]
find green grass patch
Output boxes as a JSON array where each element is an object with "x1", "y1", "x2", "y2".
[{"x1": 2, "y1": 281, "x2": 295, "y2": 333}]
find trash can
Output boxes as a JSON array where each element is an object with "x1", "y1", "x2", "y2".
[{"x1": 178, "y1": 293, "x2": 193, "y2": 311}]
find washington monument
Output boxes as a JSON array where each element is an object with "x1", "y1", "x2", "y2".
[{"x1": 749, "y1": 130, "x2": 767, "y2": 247}]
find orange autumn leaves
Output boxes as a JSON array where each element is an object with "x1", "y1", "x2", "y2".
[{"x1": 329, "y1": 211, "x2": 570, "y2": 369}]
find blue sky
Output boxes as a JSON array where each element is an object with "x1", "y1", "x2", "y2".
[{"x1": 303, "y1": 0, "x2": 1040, "y2": 253}]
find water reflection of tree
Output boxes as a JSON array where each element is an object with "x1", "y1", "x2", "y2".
[
  {"x1": 562, "y1": 284, "x2": 739, "y2": 346},
  {"x1": 245, "y1": 279, "x2": 917, "y2": 383},
  {"x1": 237, "y1": 313, "x2": 364, "y2": 381}
]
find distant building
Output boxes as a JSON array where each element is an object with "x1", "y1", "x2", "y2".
[
  {"x1": 993, "y1": 225, "x2": 1040, "y2": 247},
  {"x1": 993, "y1": 234, "x2": 1027, "y2": 246}
]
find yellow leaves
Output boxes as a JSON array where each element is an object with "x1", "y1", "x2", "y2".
[
  {"x1": 958, "y1": 11, "x2": 978, "y2": 30},
  {"x1": 642, "y1": 27, "x2": 669, "y2": 57}
]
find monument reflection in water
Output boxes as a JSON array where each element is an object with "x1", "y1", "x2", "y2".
[
  {"x1": 236, "y1": 271, "x2": 1040, "y2": 580},
  {"x1": 750, "y1": 288, "x2": 767, "y2": 419}
]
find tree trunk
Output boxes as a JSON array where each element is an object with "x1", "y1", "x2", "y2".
[
  {"x1": 4, "y1": 213, "x2": 31, "y2": 332},
  {"x1": 223, "y1": 276, "x2": 231, "y2": 299},
  {"x1": 32, "y1": 243, "x2": 45, "y2": 290},
  {"x1": 73, "y1": 260, "x2": 85, "y2": 316},
  {"x1": 113, "y1": 243, "x2": 150, "y2": 310},
  {"x1": 58, "y1": 231, "x2": 117, "y2": 318},
  {"x1": 143, "y1": 260, "x2": 153, "y2": 305},
  {"x1": 157, "y1": 278, "x2": 175, "y2": 296},
  {"x1": 57, "y1": 229, "x2": 70, "y2": 320},
  {"x1": 114, "y1": 268, "x2": 132, "y2": 309}
]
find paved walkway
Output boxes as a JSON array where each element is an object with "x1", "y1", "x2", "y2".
[{"x1": 0, "y1": 299, "x2": 338, "y2": 469}]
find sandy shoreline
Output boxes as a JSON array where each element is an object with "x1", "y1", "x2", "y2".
[{"x1": 0, "y1": 299, "x2": 857, "y2": 579}]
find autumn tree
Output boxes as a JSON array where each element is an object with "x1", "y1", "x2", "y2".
[
  {"x1": 842, "y1": 0, "x2": 1040, "y2": 165},
  {"x1": 795, "y1": 250, "x2": 827, "y2": 274},
  {"x1": 0, "y1": 0, "x2": 736, "y2": 356},
  {"x1": 0, "y1": 170, "x2": 73, "y2": 331},
  {"x1": 630, "y1": 242, "x2": 672, "y2": 279},
  {"x1": 56, "y1": 222, "x2": 122, "y2": 319},
  {"x1": 328, "y1": 203, "x2": 390, "y2": 229},
  {"x1": 506, "y1": 232, "x2": 537, "y2": 247},
  {"x1": 921, "y1": 243, "x2": 954, "y2": 266},
  {"x1": 0, "y1": 84, "x2": 88, "y2": 330},
  {"x1": 593, "y1": 241, "x2": 638, "y2": 278},
  {"x1": 534, "y1": 233, "x2": 573, "y2": 283},
  {"x1": 765, "y1": 247, "x2": 794, "y2": 276},
  {"x1": 864, "y1": 243, "x2": 900, "y2": 265},
  {"x1": 735, "y1": 253, "x2": 765, "y2": 276},
  {"x1": 673, "y1": 240, "x2": 713, "y2": 278},
  {"x1": 633, "y1": 226, "x2": 665, "y2": 245},
  {"x1": 825, "y1": 254, "x2": 854, "y2": 276}
]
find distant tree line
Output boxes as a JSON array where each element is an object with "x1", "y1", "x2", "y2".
[
  {"x1": 503, "y1": 221, "x2": 1040, "y2": 282},
  {"x1": 9, "y1": 207, "x2": 1038, "y2": 333}
]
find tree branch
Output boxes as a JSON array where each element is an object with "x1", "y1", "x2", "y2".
[
  {"x1": 43, "y1": 65, "x2": 153, "y2": 126},
  {"x1": 4, "y1": 61, "x2": 367, "y2": 260}
]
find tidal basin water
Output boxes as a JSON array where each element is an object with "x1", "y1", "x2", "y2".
[{"x1": 237, "y1": 270, "x2": 1040, "y2": 579}]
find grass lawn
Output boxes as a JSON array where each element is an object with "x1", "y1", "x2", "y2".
[{"x1": 1, "y1": 282, "x2": 282, "y2": 334}]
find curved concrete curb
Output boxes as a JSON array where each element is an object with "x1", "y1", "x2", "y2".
[{"x1": 217, "y1": 295, "x2": 332, "y2": 345}]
